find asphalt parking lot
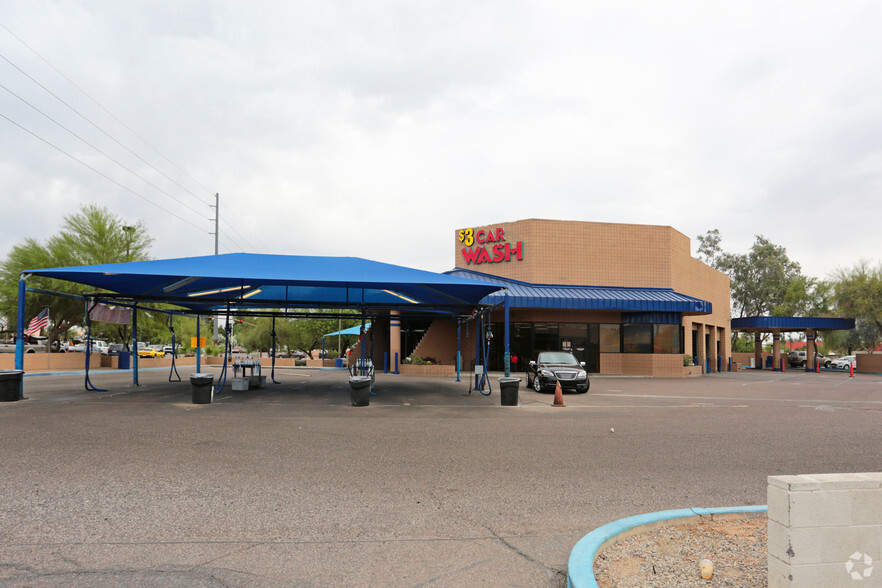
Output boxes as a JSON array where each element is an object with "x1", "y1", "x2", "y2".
[{"x1": 2, "y1": 367, "x2": 881, "y2": 587}]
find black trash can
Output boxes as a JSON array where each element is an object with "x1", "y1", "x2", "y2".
[
  {"x1": 0, "y1": 370, "x2": 23, "y2": 402},
  {"x1": 117, "y1": 351, "x2": 131, "y2": 370},
  {"x1": 349, "y1": 375, "x2": 372, "y2": 406},
  {"x1": 498, "y1": 377, "x2": 521, "y2": 406},
  {"x1": 190, "y1": 373, "x2": 215, "y2": 404}
]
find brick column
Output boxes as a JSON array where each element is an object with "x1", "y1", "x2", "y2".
[
  {"x1": 806, "y1": 328, "x2": 816, "y2": 372},
  {"x1": 696, "y1": 323, "x2": 706, "y2": 372},
  {"x1": 772, "y1": 330, "x2": 781, "y2": 371},
  {"x1": 754, "y1": 332, "x2": 763, "y2": 370},
  {"x1": 389, "y1": 311, "x2": 401, "y2": 374},
  {"x1": 708, "y1": 325, "x2": 718, "y2": 373}
]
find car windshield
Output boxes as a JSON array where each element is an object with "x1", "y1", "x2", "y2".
[{"x1": 537, "y1": 352, "x2": 579, "y2": 365}]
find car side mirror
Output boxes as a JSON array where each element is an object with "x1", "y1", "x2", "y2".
[
  {"x1": 529, "y1": 361, "x2": 536, "y2": 367},
  {"x1": 580, "y1": 361, "x2": 586, "y2": 367}
]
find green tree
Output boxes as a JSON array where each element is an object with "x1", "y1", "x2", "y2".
[
  {"x1": 697, "y1": 231, "x2": 805, "y2": 318},
  {"x1": 831, "y1": 261, "x2": 882, "y2": 334},
  {"x1": 234, "y1": 315, "x2": 300, "y2": 353},
  {"x1": 287, "y1": 310, "x2": 361, "y2": 358},
  {"x1": 0, "y1": 204, "x2": 153, "y2": 348}
]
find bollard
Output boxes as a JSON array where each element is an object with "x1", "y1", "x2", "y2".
[
  {"x1": 850, "y1": 362, "x2": 854, "y2": 378},
  {"x1": 384, "y1": 352, "x2": 389, "y2": 374},
  {"x1": 728, "y1": 357, "x2": 732, "y2": 372},
  {"x1": 815, "y1": 358, "x2": 820, "y2": 373}
]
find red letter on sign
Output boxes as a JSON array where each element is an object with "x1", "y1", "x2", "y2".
[
  {"x1": 504, "y1": 241, "x2": 523, "y2": 261},
  {"x1": 496, "y1": 228, "x2": 505, "y2": 241},
  {"x1": 475, "y1": 247, "x2": 492, "y2": 264},
  {"x1": 475, "y1": 230, "x2": 485, "y2": 244},
  {"x1": 462, "y1": 248, "x2": 480, "y2": 265},
  {"x1": 492, "y1": 244, "x2": 505, "y2": 262}
]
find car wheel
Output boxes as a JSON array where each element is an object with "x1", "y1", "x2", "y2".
[
  {"x1": 533, "y1": 377, "x2": 543, "y2": 393},
  {"x1": 799, "y1": 361, "x2": 806, "y2": 368}
]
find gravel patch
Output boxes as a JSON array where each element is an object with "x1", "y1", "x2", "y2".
[{"x1": 593, "y1": 515, "x2": 767, "y2": 587}]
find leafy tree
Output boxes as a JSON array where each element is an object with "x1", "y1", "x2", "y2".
[
  {"x1": 697, "y1": 231, "x2": 806, "y2": 318},
  {"x1": 287, "y1": 310, "x2": 362, "y2": 358},
  {"x1": 0, "y1": 204, "x2": 153, "y2": 348},
  {"x1": 831, "y1": 261, "x2": 882, "y2": 334},
  {"x1": 233, "y1": 315, "x2": 299, "y2": 353},
  {"x1": 731, "y1": 333, "x2": 756, "y2": 353}
]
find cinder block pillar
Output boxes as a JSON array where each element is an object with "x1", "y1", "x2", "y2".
[
  {"x1": 772, "y1": 330, "x2": 781, "y2": 371},
  {"x1": 389, "y1": 311, "x2": 401, "y2": 375},
  {"x1": 806, "y1": 329, "x2": 816, "y2": 372},
  {"x1": 768, "y1": 473, "x2": 882, "y2": 587},
  {"x1": 696, "y1": 323, "x2": 706, "y2": 371},
  {"x1": 754, "y1": 332, "x2": 763, "y2": 370}
]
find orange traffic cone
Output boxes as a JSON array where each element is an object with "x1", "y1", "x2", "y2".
[{"x1": 553, "y1": 380, "x2": 565, "y2": 407}]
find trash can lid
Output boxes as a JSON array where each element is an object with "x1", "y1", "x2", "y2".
[
  {"x1": 349, "y1": 375, "x2": 372, "y2": 382},
  {"x1": 190, "y1": 373, "x2": 215, "y2": 379},
  {"x1": 497, "y1": 377, "x2": 521, "y2": 383}
]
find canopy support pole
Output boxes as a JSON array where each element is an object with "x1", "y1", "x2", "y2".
[
  {"x1": 456, "y1": 320, "x2": 461, "y2": 382},
  {"x1": 270, "y1": 316, "x2": 280, "y2": 384},
  {"x1": 84, "y1": 299, "x2": 105, "y2": 392},
  {"x1": 132, "y1": 304, "x2": 139, "y2": 386},
  {"x1": 504, "y1": 294, "x2": 510, "y2": 377},
  {"x1": 167, "y1": 315, "x2": 181, "y2": 382},
  {"x1": 14, "y1": 277, "x2": 26, "y2": 400},
  {"x1": 196, "y1": 316, "x2": 201, "y2": 372}
]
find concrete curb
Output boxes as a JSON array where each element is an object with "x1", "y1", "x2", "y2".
[{"x1": 566, "y1": 504, "x2": 768, "y2": 588}]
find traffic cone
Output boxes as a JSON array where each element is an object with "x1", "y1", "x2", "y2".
[{"x1": 552, "y1": 380, "x2": 565, "y2": 407}]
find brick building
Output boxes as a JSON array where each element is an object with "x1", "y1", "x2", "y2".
[{"x1": 399, "y1": 219, "x2": 730, "y2": 377}]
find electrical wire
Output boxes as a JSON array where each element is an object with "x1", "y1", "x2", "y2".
[
  {"x1": 0, "y1": 80, "x2": 210, "y2": 220},
  {"x1": 0, "y1": 25, "x2": 214, "y2": 203},
  {"x1": 0, "y1": 112, "x2": 209, "y2": 232}
]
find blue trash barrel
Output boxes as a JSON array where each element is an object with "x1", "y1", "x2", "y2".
[
  {"x1": 117, "y1": 351, "x2": 131, "y2": 369},
  {"x1": 336, "y1": 358, "x2": 344, "y2": 368}
]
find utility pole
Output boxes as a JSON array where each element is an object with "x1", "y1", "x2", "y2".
[{"x1": 210, "y1": 193, "x2": 219, "y2": 342}]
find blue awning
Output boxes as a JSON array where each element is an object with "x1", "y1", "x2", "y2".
[
  {"x1": 445, "y1": 269, "x2": 712, "y2": 315},
  {"x1": 24, "y1": 254, "x2": 504, "y2": 314},
  {"x1": 732, "y1": 316, "x2": 856, "y2": 331}
]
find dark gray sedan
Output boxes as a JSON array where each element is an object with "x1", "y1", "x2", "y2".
[{"x1": 526, "y1": 351, "x2": 589, "y2": 393}]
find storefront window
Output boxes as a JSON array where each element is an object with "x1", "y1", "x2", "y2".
[
  {"x1": 533, "y1": 323, "x2": 559, "y2": 353},
  {"x1": 653, "y1": 324, "x2": 682, "y2": 354},
  {"x1": 599, "y1": 324, "x2": 621, "y2": 353},
  {"x1": 622, "y1": 324, "x2": 652, "y2": 353}
]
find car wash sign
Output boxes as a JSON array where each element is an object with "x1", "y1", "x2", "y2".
[{"x1": 458, "y1": 227, "x2": 524, "y2": 265}]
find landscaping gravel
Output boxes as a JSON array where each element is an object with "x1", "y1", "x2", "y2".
[{"x1": 593, "y1": 516, "x2": 767, "y2": 587}]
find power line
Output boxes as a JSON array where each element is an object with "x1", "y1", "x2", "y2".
[
  {"x1": 0, "y1": 21, "x2": 214, "y2": 201},
  {"x1": 0, "y1": 80, "x2": 210, "y2": 221},
  {"x1": 0, "y1": 112, "x2": 210, "y2": 233}
]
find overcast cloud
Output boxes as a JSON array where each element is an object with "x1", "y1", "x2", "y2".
[{"x1": 1, "y1": 1, "x2": 880, "y2": 279}]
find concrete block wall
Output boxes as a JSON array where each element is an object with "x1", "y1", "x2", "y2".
[{"x1": 768, "y1": 473, "x2": 882, "y2": 587}]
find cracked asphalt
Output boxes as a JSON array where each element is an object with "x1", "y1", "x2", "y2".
[{"x1": 1, "y1": 367, "x2": 881, "y2": 586}]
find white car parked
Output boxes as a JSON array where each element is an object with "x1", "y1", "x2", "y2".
[{"x1": 830, "y1": 355, "x2": 856, "y2": 370}]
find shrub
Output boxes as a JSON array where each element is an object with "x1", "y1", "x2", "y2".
[{"x1": 683, "y1": 354, "x2": 693, "y2": 367}]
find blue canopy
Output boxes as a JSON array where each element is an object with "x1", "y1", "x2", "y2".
[
  {"x1": 23, "y1": 253, "x2": 503, "y2": 314},
  {"x1": 447, "y1": 268, "x2": 712, "y2": 314}
]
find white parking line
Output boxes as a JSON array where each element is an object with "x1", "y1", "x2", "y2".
[{"x1": 592, "y1": 393, "x2": 882, "y2": 405}]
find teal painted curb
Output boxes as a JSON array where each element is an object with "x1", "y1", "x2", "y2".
[{"x1": 567, "y1": 505, "x2": 767, "y2": 588}]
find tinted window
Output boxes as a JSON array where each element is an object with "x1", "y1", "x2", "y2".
[
  {"x1": 537, "y1": 352, "x2": 580, "y2": 365},
  {"x1": 599, "y1": 324, "x2": 620, "y2": 353},
  {"x1": 653, "y1": 324, "x2": 682, "y2": 354},
  {"x1": 622, "y1": 324, "x2": 652, "y2": 353}
]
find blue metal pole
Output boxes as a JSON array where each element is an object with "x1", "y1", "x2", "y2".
[
  {"x1": 394, "y1": 352, "x2": 398, "y2": 374},
  {"x1": 132, "y1": 305, "x2": 139, "y2": 386},
  {"x1": 456, "y1": 321, "x2": 461, "y2": 382},
  {"x1": 384, "y1": 351, "x2": 388, "y2": 374},
  {"x1": 196, "y1": 316, "x2": 201, "y2": 373},
  {"x1": 15, "y1": 277, "x2": 26, "y2": 399},
  {"x1": 475, "y1": 316, "x2": 482, "y2": 390},
  {"x1": 504, "y1": 295, "x2": 510, "y2": 377},
  {"x1": 360, "y1": 315, "x2": 366, "y2": 376}
]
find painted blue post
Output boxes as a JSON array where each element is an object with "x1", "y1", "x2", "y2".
[
  {"x1": 15, "y1": 277, "x2": 26, "y2": 399},
  {"x1": 504, "y1": 294, "x2": 510, "y2": 377},
  {"x1": 717, "y1": 355, "x2": 721, "y2": 372},
  {"x1": 394, "y1": 352, "x2": 399, "y2": 374},
  {"x1": 132, "y1": 305, "x2": 139, "y2": 386},
  {"x1": 705, "y1": 357, "x2": 710, "y2": 374},
  {"x1": 196, "y1": 316, "x2": 201, "y2": 373},
  {"x1": 456, "y1": 322, "x2": 461, "y2": 382},
  {"x1": 728, "y1": 357, "x2": 732, "y2": 372},
  {"x1": 321, "y1": 337, "x2": 325, "y2": 364},
  {"x1": 360, "y1": 316, "x2": 366, "y2": 376},
  {"x1": 474, "y1": 316, "x2": 482, "y2": 390},
  {"x1": 384, "y1": 352, "x2": 388, "y2": 374}
]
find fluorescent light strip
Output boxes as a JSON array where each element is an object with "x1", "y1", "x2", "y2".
[
  {"x1": 187, "y1": 285, "x2": 252, "y2": 297},
  {"x1": 382, "y1": 289, "x2": 419, "y2": 304},
  {"x1": 163, "y1": 276, "x2": 200, "y2": 293},
  {"x1": 241, "y1": 288, "x2": 263, "y2": 299}
]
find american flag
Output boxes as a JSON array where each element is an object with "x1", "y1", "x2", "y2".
[{"x1": 25, "y1": 307, "x2": 49, "y2": 336}]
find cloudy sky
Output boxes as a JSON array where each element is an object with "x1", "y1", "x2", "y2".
[{"x1": 1, "y1": 1, "x2": 880, "y2": 280}]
